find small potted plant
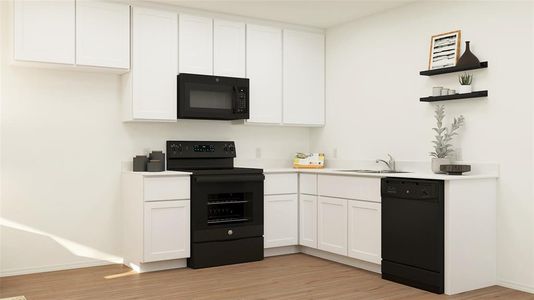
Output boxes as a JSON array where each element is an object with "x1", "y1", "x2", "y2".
[
  {"x1": 430, "y1": 105, "x2": 465, "y2": 174},
  {"x1": 458, "y1": 73, "x2": 473, "y2": 94}
]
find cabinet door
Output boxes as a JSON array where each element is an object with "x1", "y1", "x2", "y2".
[
  {"x1": 348, "y1": 200, "x2": 381, "y2": 264},
  {"x1": 144, "y1": 200, "x2": 190, "y2": 262},
  {"x1": 213, "y1": 20, "x2": 245, "y2": 77},
  {"x1": 299, "y1": 194, "x2": 317, "y2": 248},
  {"x1": 14, "y1": 0, "x2": 75, "y2": 64},
  {"x1": 179, "y1": 14, "x2": 213, "y2": 75},
  {"x1": 318, "y1": 196, "x2": 347, "y2": 256},
  {"x1": 76, "y1": 1, "x2": 130, "y2": 69},
  {"x1": 246, "y1": 24, "x2": 282, "y2": 124},
  {"x1": 264, "y1": 194, "x2": 298, "y2": 248},
  {"x1": 282, "y1": 30, "x2": 325, "y2": 126},
  {"x1": 131, "y1": 7, "x2": 177, "y2": 120}
]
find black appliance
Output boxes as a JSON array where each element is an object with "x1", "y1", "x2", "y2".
[
  {"x1": 177, "y1": 73, "x2": 249, "y2": 120},
  {"x1": 166, "y1": 141, "x2": 264, "y2": 269},
  {"x1": 381, "y1": 178, "x2": 445, "y2": 294}
]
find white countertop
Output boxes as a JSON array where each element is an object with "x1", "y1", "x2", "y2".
[
  {"x1": 125, "y1": 170, "x2": 192, "y2": 176},
  {"x1": 262, "y1": 168, "x2": 498, "y2": 181}
]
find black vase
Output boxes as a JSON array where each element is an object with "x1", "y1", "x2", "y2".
[{"x1": 456, "y1": 41, "x2": 480, "y2": 67}]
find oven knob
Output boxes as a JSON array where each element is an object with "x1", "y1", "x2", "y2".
[{"x1": 227, "y1": 230, "x2": 233, "y2": 236}]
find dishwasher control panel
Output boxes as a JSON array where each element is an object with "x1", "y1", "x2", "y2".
[{"x1": 381, "y1": 178, "x2": 440, "y2": 199}]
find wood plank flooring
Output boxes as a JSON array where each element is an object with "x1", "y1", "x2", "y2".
[{"x1": 1, "y1": 254, "x2": 533, "y2": 300}]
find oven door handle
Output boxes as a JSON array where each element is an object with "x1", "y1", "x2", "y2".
[{"x1": 195, "y1": 174, "x2": 265, "y2": 183}]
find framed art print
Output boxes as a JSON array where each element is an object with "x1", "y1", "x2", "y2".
[{"x1": 428, "y1": 30, "x2": 461, "y2": 70}]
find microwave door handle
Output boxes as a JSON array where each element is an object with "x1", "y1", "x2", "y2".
[{"x1": 232, "y1": 86, "x2": 238, "y2": 113}]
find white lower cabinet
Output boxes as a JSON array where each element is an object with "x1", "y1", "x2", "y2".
[
  {"x1": 264, "y1": 194, "x2": 298, "y2": 248},
  {"x1": 143, "y1": 200, "x2": 190, "y2": 262},
  {"x1": 348, "y1": 200, "x2": 381, "y2": 264},
  {"x1": 317, "y1": 196, "x2": 348, "y2": 256},
  {"x1": 299, "y1": 194, "x2": 317, "y2": 248}
]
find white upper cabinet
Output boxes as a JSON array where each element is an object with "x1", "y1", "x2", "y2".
[
  {"x1": 126, "y1": 7, "x2": 177, "y2": 121},
  {"x1": 282, "y1": 29, "x2": 325, "y2": 126},
  {"x1": 14, "y1": 0, "x2": 75, "y2": 64},
  {"x1": 246, "y1": 24, "x2": 283, "y2": 124},
  {"x1": 75, "y1": 1, "x2": 130, "y2": 69},
  {"x1": 178, "y1": 14, "x2": 213, "y2": 75},
  {"x1": 213, "y1": 20, "x2": 245, "y2": 77}
]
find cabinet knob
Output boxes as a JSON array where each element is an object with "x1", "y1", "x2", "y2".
[{"x1": 228, "y1": 230, "x2": 233, "y2": 236}]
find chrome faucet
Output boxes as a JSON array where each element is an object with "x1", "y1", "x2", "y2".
[{"x1": 376, "y1": 154, "x2": 396, "y2": 171}]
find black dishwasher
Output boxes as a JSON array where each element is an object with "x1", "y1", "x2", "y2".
[{"x1": 381, "y1": 178, "x2": 444, "y2": 294}]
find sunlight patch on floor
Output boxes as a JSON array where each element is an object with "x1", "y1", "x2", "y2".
[
  {"x1": 0, "y1": 296, "x2": 27, "y2": 300},
  {"x1": 104, "y1": 270, "x2": 137, "y2": 280},
  {"x1": 0, "y1": 218, "x2": 123, "y2": 264}
]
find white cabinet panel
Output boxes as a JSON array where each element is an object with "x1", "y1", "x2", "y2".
[
  {"x1": 265, "y1": 173, "x2": 298, "y2": 195},
  {"x1": 318, "y1": 196, "x2": 347, "y2": 256},
  {"x1": 264, "y1": 194, "x2": 298, "y2": 248},
  {"x1": 179, "y1": 14, "x2": 213, "y2": 75},
  {"x1": 129, "y1": 7, "x2": 177, "y2": 120},
  {"x1": 144, "y1": 176, "x2": 190, "y2": 201},
  {"x1": 246, "y1": 24, "x2": 282, "y2": 124},
  {"x1": 213, "y1": 20, "x2": 245, "y2": 77},
  {"x1": 14, "y1": 0, "x2": 75, "y2": 64},
  {"x1": 299, "y1": 173, "x2": 317, "y2": 195},
  {"x1": 348, "y1": 200, "x2": 381, "y2": 264},
  {"x1": 144, "y1": 200, "x2": 190, "y2": 262},
  {"x1": 76, "y1": 1, "x2": 130, "y2": 68},
  {"x1": 299, "y1": 194, "x2": 317, "y2": 248},
  {"x1": 318, "y1": 175, "x2": 381, "y2": 202},
  {"x1": 282, "y1": 29, "x2": 324, "y2": 126}
]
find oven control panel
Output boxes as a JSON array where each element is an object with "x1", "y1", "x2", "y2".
[{"x1": 167, "y1": 141, "x2": 236, "y2": 158}]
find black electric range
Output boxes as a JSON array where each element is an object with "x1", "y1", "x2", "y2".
[{"x1": 166, "y1": 141, "x2": 265, "y2": 269}]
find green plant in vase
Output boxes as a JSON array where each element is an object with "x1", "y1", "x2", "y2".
[
  {"x1": 458, "y1": 73, "x2": 473, "y2": 94},
  {"x1": 430, "y1": 105, "x2": 465, "y2": 173}
]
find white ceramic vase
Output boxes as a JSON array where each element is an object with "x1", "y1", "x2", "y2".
[
  {"x1": 431, "y1": 157, "x2": 451, "y2": 174},
  {"x1": 458, "y1": 85, "x2": 472, "y2": 94}
]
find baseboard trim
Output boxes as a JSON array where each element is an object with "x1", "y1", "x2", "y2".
[
  {"x1": 498, "y1": 280, "x2": 534, "y2": 294},
  {"x1": 300, "y1": 246, "x2": 381, "y2": 274},
  {"x1": 125, "y1": 259, "x2": 187, "y2": 273},
  {"x1": 264, "y1": 245, "x2": 299, "y2": 257},
  {"x1": 0, "y1": 260, "x2": 113, "y2": 277}
]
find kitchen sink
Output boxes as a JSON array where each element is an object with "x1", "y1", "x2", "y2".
[{"x1": 337, "y1": 169, "x2": 410, "y2": 174}]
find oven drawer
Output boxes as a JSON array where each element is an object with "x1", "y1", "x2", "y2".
[
  {"x1": 193, "y1": 224, "x2": 263, "y2": 243},
  {"x1": 144, "y1": 176, "x2": 190, "y2": 201}
]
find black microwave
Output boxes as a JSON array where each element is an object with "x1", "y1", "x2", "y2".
[{"x1": 177, "y1": 73, "x2": 249, "y2": 120}]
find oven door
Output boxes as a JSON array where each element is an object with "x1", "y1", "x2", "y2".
[
  {"x1": 177, "y1": 73, "x2": 249, "y2": 120},
  {"x1": 191, "y1": 173, "x2": 264, "y2": 243}
]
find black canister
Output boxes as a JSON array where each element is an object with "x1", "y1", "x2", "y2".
[
  {"x1": 149, "y1": 151, "x2": 165, "y2": 171},
  {"x1": 133, "y1": 155, "x2": 148, "y2": 172}
]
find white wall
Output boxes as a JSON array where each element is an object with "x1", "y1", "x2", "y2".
[
  {"x1": 0, "y1": 3, "x2": 310, "y2": 275},
  {"x1": 311, "y1": 0, "x2": 534, "y2": 292}
]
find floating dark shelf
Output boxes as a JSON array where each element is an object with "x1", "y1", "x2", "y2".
[
  {"x1": 420, "y1": 90, "x2": 488, "y2": 102},
  {"x1": 420, "y1": 62, "x2": 488, "y2": 76}
]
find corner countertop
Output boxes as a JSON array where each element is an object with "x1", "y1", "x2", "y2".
[{"x1": 262, "y1": 168, "x2": 498, "y2": 181}]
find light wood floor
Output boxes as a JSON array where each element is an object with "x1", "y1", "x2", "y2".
[{"x1": 1, "y1": 254, "x2": 533, "y2": 300}]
